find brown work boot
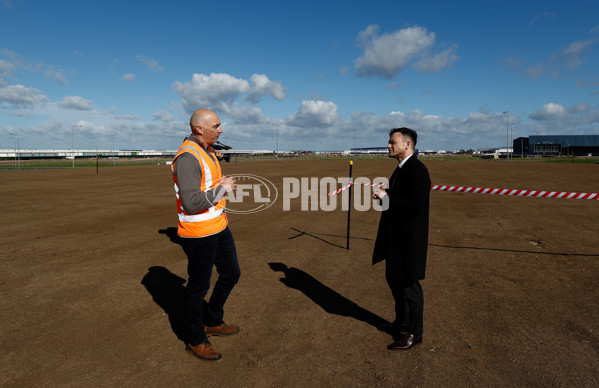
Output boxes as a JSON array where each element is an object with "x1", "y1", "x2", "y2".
[
  {"x1": 185, "y1": 342, "x2": 222, "y2": 362},
  {"x1": 204, "y1": 323, "x2": 240, "y2": 336}
]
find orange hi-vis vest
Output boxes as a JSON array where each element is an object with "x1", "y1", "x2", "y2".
[{"x1": 172, "y1": 139, "x2": 228, "y2": 238}]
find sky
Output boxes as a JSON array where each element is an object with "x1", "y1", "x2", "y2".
[{"x1": 1, "y1": 0, "x2": 598, "y2": 152}]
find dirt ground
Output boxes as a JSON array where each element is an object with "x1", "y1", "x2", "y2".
[{"x1": 1, "y1": 159, "x2": 598, "y2": 387}]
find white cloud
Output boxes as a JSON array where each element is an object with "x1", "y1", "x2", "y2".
[
  {"x1": 226, "y1": 107, "x2": 521, "y2": 151},
  {"x1": 57, "y1": 95, "x2": 94, "y2": 110},
  {"x1": 414, "y1": 44, "x2": 458, "y2": 73},
  {"x1": 355, "y1": 25, "x2": 433, "y2": 78},
  {"x1": 347, "y1": 108, "x2": 524, "y2": 150},
  {"x1": 0, "y1": 49, "x2": 68, "y2": 85},
  {"x1": 113, "y1": 114, "x2": 140, "y2": 121},
  {"x1": 107, "y1": 106, "x2": 139, "y2": 120},
  {"x1": 0, "y1": 84, "x2": 49, "y2": 107},
  {"x1": 152, "y1": 110, "x2": 175, "y2": 123},
  {"x1": 355, "y1": 25, "x2": 457, "y2": 79},
  {"x1": 0, "y1": 51, "x2": 22, "y2": 85},
  {"x1": 11, "y1": 97, "x2": 598, "y2": 152},
  {"x1": 10, "y1": 113, "x2": 188, "y2": 151},
  {"x1": 570, "y1": 102, "x2": 589, "y2": 113},
  {"x1": 529, "y1": 102, "x2": 567, "y2": 120},
  {"x1": 0, "y1": 0, "x2": 22, "y2": 9},
  {"x1": 526, "y1": 39, "x2": 597, "y2": 80},
  {"x1": 501, "y1": 55, "x2": 527, "y2": 72},
  {"x1": 136, "y1": 55, "x2": 163, "y2": 72},
  {"x1": 525, "y1": 63, "x2": 545, "y2": 80},
  {"x1": 173, "y1": 72, "x2": 287, "y2": 124},
  {"x1": 576, "y1": 77, "x2": 599, "y2": 89},
  {"x1": 0, "y1": 59, "x2": 16, "y2": 79},
  {"x1": 123, "y1": 73, "x2": 135, "y2": 82},
  {"x1": 554, "y1": 39, "x2": 594, "y2": 70},
  {"x1": 0, "y1": 49, "x2": 23, "y2": 66},
  {"x1": 244, "y1": 74, "x2": 285, "y2": 103},
  {"x1": 226, "y1": 106, "x2": 269, "y2": 125},
  {"x1": 385, "y1": 82, "x2": 403, "y2": 90},
  {"x1": 529, "y1": 11, "x2": 557, "y2": 27},
  {"x1": 528, "y1": 102, "x2": 598, "y2": 132},
  {"x1": 44, "y1": 66, "x2": 67, "y2": 85},
  {"x1": 173, "y1": 73, "x2": 250, "y2": 114},
  {"x1": 286, "y1": 100, "x2": 341, "y2": 128}
]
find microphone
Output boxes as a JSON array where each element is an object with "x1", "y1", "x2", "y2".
[
  {"x1": 212, "y1": 141, "x2": 232, "y2": 162},
  {"x1": 211, "y1": 141, "x2": 232, "y2": 151}
]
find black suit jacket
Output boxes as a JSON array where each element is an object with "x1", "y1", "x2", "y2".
[{"x1": 372, "y1": 155, "x2": 431, "y2": 281}]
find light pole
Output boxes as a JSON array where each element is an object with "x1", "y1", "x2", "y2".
[
  {"x1": 510, "y1": 123, "x2": 514, "y2": 160},
  {"x1": 72, "y1": 125, "x2": 82, "y2": 168},
  {"x1": 8, "y1": 132, "x2": 19, "y2": 170},
  {"x1": 503, "y1": 111, "x2": 509, "y2": 161},
  {"x1": 270, "y1": 123, "x2": 279, "y2": 160}
]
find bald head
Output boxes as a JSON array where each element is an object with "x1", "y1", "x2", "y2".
[
  {"x1": 189, "y1": 109, "x2": 222, "y2": 145},
  {"x1": 190, "y1": 109, "x2": 216, "y2": 132}
]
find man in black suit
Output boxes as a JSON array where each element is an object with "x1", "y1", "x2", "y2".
[{"x1": 372, "y1": 127, "x2": 431, "y2": 350}]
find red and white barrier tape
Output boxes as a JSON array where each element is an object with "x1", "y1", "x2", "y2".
[
  {"x1": 328, "y1": 182, "x2": 352, "y2": 196},
  {"x1": 328, "y1": 181, "x2": 387, "y2": 196},
  {"x1": 431, "y1": 185, "x2": 599, "y2": 200},
  {"x1": 329, "y1": 182, "x2": 598, "y2": 200}
]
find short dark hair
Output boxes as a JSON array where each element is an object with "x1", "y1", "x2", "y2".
[{"x1": 389, "y1": 127, "x2": 418, "y2": 147}]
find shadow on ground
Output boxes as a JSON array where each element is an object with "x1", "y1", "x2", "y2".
[
  {"x1": 141, "y1": 266, "x2": 187, "y2": 342},
  {"x1": 158, "y1": 227, "x2": 184, "y2": 249},
  {"x1": 288, "y1": 228, "x2": 374, "y2": 249},
  {"x1": 269, "y1": 262, "x2": 388, "y2": 328},
  {"x1": 429, "y1": 243, "x2": 599, "y2": 257}
]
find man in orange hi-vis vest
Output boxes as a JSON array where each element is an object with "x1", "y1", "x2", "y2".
[{"x1": 172, "y1": 109, "x2": 240, "y2": 362}]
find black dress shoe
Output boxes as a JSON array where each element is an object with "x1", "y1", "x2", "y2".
[
  {"x1": 387, "y1": 333, "x2": 422, "y2": 350},
  {"x1": 377, "y1": 322, "x2": 409, "y2": 335}
]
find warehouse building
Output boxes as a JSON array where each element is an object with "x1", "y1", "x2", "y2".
[{"x1": 513, "y1": 135, "x2": 599, "y2": 156}]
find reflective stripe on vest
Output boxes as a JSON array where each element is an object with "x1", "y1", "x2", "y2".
[
  {"x1": 178, "y1": 207, "x2": 225, "y2": 222},
  {"x1": 172, "y1": 140, "x2": 227, "y2": 237}
]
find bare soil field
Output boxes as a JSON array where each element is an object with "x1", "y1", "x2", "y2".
[{"x1": 1, "y1": 159, "x2": 598, "y2": 387}]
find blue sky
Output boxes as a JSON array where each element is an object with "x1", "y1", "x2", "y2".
[{"x1": 1, "y1": 0, "x2": 598, "y2": 151}]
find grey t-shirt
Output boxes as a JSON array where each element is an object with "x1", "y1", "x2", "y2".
[{"x1": 173, "y1": 148, "x2": 226, "y2": 214}]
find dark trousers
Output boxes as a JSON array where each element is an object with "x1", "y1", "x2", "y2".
[
  {"x1": 386, "y1": 277, "x2": 424, "y2": 337},
  {"x1": 183, "y1": 227, "x2": 241, "y2": 346}
]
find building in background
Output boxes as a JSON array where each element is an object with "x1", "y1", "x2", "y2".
[{"x1": 514, "y1": 135, "x2": 599, "y2": 157}]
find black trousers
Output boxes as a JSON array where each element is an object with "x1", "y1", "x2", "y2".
[
  {"x1": 386, "y1": 277, "x2": 424, "y2": 337},
  {"x1": 182, "y1": 227, "x2": 241, "y2": 346}
]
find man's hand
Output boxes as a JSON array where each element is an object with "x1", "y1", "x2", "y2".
[
  {"x1": 219, "y1": 176, "x2": 237, "y2": 192},
  {"x1": 373, "y1": 188, "x2": 387, "y2": 200},
  {"x1": 215, "y1": 150, "x2": 224, "y2": 158}
]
